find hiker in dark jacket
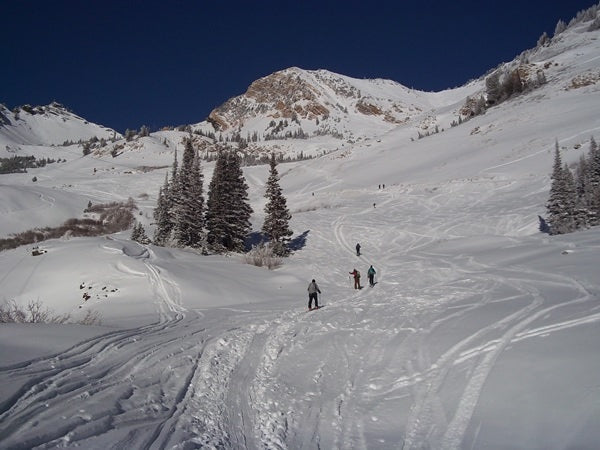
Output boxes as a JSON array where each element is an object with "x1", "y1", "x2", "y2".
[
  {"x1": 307, "y1": 279, "x2": 321, "y2": 309},
  {"x1": 356, "y1": 243, "x2": 361, "y2": 256}
]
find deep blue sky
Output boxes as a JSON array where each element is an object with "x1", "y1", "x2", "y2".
[{"x1": 2, "y1": 0, "x2": 596, "y2": 133}]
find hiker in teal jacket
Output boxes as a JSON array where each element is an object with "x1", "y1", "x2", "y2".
[{"x1": 367, "y1": 265, "x2": 376, "y2": 287}]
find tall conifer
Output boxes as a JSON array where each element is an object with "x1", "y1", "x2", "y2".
[
  {"x1": 262, "y1": 153, "x2": 292, "y2": 255},
  {"x1": 205, "y1": 150, "x2": 252, "y2": 252},
  {"x1": 173, "y1": 138, "x2": 204, "y2": 247},
  {"x1": 547, "y1": 142, "x2": 576, "y2": 234},
  {"x1": 153, "y1": 173, "x2": 172, "y2": 245},
  {"x1": 206, "y1": 150, "x2": 228, "y2": 251}
]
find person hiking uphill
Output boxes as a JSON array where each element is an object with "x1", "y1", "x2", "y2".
[
  {"x1": 349, "y1": 268, "x2": 361, "y2": 289},
  {"x1": 367, "y1": 265, "x2": 376, "y2": 287},
  {"x1": 307, "y1": 279, "x2": 321, "y2": 310},
  {"x1": 356, "y1": 243, "x2": 361, "y2": 256}
]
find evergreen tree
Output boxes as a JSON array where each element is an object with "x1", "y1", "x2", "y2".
[
  {"x1": 562, "y1": 163, "x2": 577, "y2": 233},
  {"x1": 262, "y1": 153, "x2": 293, "y2": 255},
  {"x1": 153, "y1": 174, "x2": 173, "y2": 245},
  {"x1": 587, "y1": 136, "x2": 600, "y2": 187},
  {"x1": 131, "y1": 221, "x2": 150, "y2": 244},
  {"x1": 153, "y1": 148, "x2": 179, "y2": 246},
  {"x1": 485, "y1": 72, "x2": 502, "y2": 106},
  {"x1": 205, "y1": 150, "x2": 252, "y2": 252},
  {"x1": 574, "y1": 155, "x2": 593, "y2": 228},
  {"x1": 554, "y1": 19, "x2": 567, "y2": 36},
  {"x1": 547, "y1": 142, "x2": 576, "y2": 234},
  {"x1": 173, "y1": 139, "x2": 205, "y2": 247},
  {"x1": 586, "y1": 136, "x2": 600, "y2": 224},
  {"x1": 537, "y1": 31, "x2": 550, "y2": 47},
  {"x1": 130, "y1": 221, "x2": 141, "y2": 242},
  {"x1": 205, "y1": 150, "x2": 228, "y2": 252},
  {"x1": 223, "y1": 151, "x2": 252, "y2": 252}
]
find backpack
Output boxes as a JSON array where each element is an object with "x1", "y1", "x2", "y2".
[{"x1": 356, "y1": 270, "x2": 361, "y2": 278}]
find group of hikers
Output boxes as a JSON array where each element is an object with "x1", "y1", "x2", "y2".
[
  {"x1": 349, "y1": 264, "x2": 376, "y2": 289},
  {"x1": 307, "y1": 242, "x2": 376, "y2": 310}
]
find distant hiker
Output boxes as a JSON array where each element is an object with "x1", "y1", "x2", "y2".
[
  {"x1": 367, "y1": 265, "x2": 376, "y2": 287},
  {"x1": 356, "y1": 243, "x2": 361, "y2": 256},
  {"x1": 349, "y1": 268, "x2": 361, "y2": 289},
  {"x1": 383, "y1": 184, "x2": 385, "y2": 189},
  {"x1": 378, "y1": 184, "x2": 381, "y2": 189},
  {"x1": 373, "y1": 202, "x2": 376, "y2": 208},
  {"x1": 307, "y1": 279, "x2": 321, "y2": 310}
]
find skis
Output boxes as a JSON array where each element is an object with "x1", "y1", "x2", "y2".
[{"x1": 307, "y1": 305, "x2": 324, "y2": 312}]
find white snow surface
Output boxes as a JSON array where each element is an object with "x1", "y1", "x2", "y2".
[
  {"x1": 0, "y1": 103, "x2": 119, "y2": 150},
  {"x1": 1, "y1": 22, "x2": 600, "y2": 449}
]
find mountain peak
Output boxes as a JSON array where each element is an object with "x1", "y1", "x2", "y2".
[
  {"x1": 205, "y1": 66, "x2": 424, "y2": 142},
  {"x1": 0, "y1": 102, "x2": 120, "y2": 148}
]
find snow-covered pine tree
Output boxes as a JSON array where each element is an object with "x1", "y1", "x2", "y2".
[
  {"x1": 133, "y1": 221, "x2": 150, "y2": 244},
  {"x1": 547, "y1": 142, "x2": 576, "y2": 234},
  {"x1": 586, "y1": 136, "x2": 600, "y2": 224},
  {"x1": 173, "y1": 138, "x2": 204, "y2": 248},
  {"x1": 188, "y1": 149, "x2": 205, "y2": 247},
  {"x1": 223, "y1": 151, "x2": 252, "y2": 252},
  {"x1": 166, "y1": 147, "x2": 179, "y2": 228},
  {"x1": 138, "y1": 223, "x2": 150, "y2": 244},
  {"x1": 562, "y1": 163, "x2": 577, "y2": 233},
  {"x1": 153, "y1": 173, "x2": 172, "y2": 245},
  {"x1": 205, "y1": 149, "x2": 252, "y2": 253},
  {"x1": 130, "y1": 221, "x2": 141, "y2": 242},
  {"x1": 554, "y1": 19, "x2": 567, "y2": 36},
  {"x1": 205, "y1": 150, "x2": 228, "y2": 252},
  {"x1": 574, "y1": 154, "x2": 593, "y2": 228},
  {"x1": 262, "y1": 153, "x2": 293, "y2": 255}
]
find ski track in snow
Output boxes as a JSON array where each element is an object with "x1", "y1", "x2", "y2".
[{"x1": 1, "y1": 179, "x2": 598, "y2": 449}]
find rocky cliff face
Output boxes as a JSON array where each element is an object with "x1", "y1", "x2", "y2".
[{"x1": 204, "y1": 67, "x2": 426, "y2": 140}]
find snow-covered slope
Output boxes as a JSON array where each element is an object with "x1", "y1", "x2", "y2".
[
  {"x1": 200, "y1": 67, "x2": 480, "y2": 158},
  {"x1": 1, "y1": 9, "x2": 600, "y2": 449},
  {"x1": 0, "y1": 102, "x2": 120, "y2": 152}
]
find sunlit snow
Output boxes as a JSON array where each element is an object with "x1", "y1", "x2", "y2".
[{"x1": 1, "y1": 20, "x2": 600, "y2": 449}]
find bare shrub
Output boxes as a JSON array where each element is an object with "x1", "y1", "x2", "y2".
[
  {"x1": 78, "y1": 309, "x2": 102, "y2": 325},
  {"x1": 0, "y1": 299, "x2": 101, "y2": 325},
  {"x1": 0, "y1": 299, "x2": 69, "y2": 323},
  {"x1": 244, "y1": 243, "x2": 282, "y2": 270},
  {"x1": 1, "y1": 199, "x2": 137, "y2": 252}
]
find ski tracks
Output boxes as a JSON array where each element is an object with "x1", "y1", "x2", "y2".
[{"x1": 401, "y1": 264, "x2": 597, "y2": 450}]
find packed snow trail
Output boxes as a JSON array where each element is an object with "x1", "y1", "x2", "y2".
[{"x1": 1, "y1": 179, "x2": 600, "y2": 448}]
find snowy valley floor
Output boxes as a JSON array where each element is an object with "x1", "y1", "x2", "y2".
[{"x1": 1, "y1": 178, "x2": 600, "y2": 449}]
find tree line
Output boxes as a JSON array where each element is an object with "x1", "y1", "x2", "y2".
[
  {"x1": 546, "y1": 137, "x2": 600, "y2": 234},
  {"x1": 148, "y1": 139, "x2": 292, "y2": 256}
]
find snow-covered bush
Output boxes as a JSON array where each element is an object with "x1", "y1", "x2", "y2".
[{"x1": 244, "y1": 243, "x2": 282, "y2": 269}]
